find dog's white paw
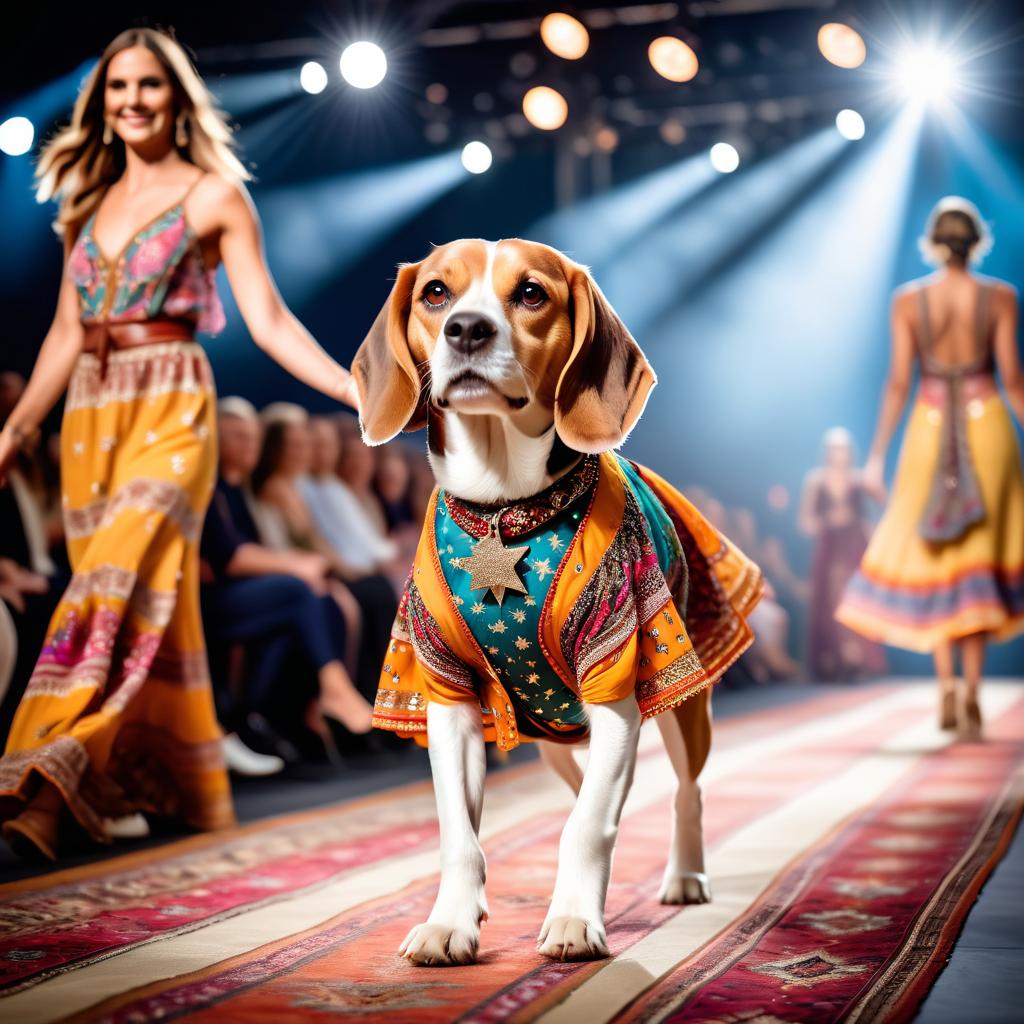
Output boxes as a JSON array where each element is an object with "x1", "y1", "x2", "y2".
[
  {"x1": 399, "y1": 921, "x2": 480, "y2": 966},
  {"x1": 537, "y1": 915, "x2": 609, "y2": 961},
  {"x1": 658, "y1": 871, "x2": 711, "y2": 905}
]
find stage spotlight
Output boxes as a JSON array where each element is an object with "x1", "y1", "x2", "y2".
[
  {"x1": 540, "y1": 13, "x2": 589, "y2": 60},
  {"x1": 709, "y1": 142, "x2": 740, "y2": 173},
  {"x1": 648, "y1": 36, "x2": 699, "y2": 83},
  {"x1": 340, "y1": 41, "x2": 387, "y2": 89},
  {"x1": 0, "y1": 116, "x2": 34, "y2": 156},
  {"x1": 660, "y1": 118, "x2": 687, "y2": 145},
  {"x1": 523, "y1": 86, "x2": 568, "y2": 130},
  {"x1": 817, "y1": 23, "x2": 866, "y2": 69},
  {"x1": 594, "y1": 126, "x2": 619, "y2": 153},
  {"x1": 835, "y1": 109, "x2": 865, "y2": 141},
  {"x1": 896, "y1": 46, "x2": 956, "y2": 103},
  {"x1": 461, "y1": 140, "x2": 493, "y2": 174},
  {"x1": 299, "y1": 61, "x2": 328, "y2": 95}
]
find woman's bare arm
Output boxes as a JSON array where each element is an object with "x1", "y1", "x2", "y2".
[
  {"x1": 197, "y1": 177, "x2": 360, "y2": 411},
  {"x1": 0, "y1": 239, "x2": 84, "y2": 484},
  {"x1": 992, "y1": 284, "x2": 1024, "y2": 427},
  {"x1": 864, "y1": 289, "x2": 917, "y2": 488}
]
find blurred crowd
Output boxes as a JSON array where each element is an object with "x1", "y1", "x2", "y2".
[
  {"x1": 1, "y1": 365, "x2": 886, "y2": 782},
  {"x1": 0, "y1": 372, "x2": 434, "y2": 777}
]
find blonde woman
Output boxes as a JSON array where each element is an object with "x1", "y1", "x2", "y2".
[
  {"x1": 0, "y1": 27, "x2": 360, "y2": 860},
  {"x1": 836, "y1": 197, "x2": 1024, "y2": 736}
]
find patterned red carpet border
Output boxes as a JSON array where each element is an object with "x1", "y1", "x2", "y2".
[{"x1": 0, "y1": 685, "x2": 878, "y2": 996}]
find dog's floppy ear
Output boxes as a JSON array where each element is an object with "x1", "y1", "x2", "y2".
[
  {"x1": 554, "y1": 263, "x2": 656, "y2": 453},
  {"x1": 352, "y1": 262, "x2": 428, "y2": 445}
]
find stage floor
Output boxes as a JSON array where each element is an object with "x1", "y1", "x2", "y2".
[{"x1": 1, "y1": 679, "x2": 1021, "y2": 1023}]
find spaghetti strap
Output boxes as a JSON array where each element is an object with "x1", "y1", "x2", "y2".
[
  {"x1": 974, "y1": 282, "x2": 992, "y2": 362},
  {"x1": 180, "y1": 173, "x2": 206, "y2": 206}
]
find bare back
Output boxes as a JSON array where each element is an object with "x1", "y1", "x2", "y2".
[{"x1": 912, "y1": 274, "x2": 995, "y2": 374}]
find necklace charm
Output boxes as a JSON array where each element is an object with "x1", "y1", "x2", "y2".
[{"x1": 460, "y1": 515, "x2": 529, "y2": 605}]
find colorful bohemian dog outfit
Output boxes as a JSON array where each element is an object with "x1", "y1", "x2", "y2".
[
  {"x1": 836, "y1": 283, "x2": 1024, "y2": 651},
  {"x1": 372, "y1": 452, "x2": 763, "y2": 749},
  {"x1": 0, "y1": 181, "x2": 234, "y2": 841}
]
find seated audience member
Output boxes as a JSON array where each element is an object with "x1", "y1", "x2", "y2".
[
  {"x1": 201, "y1": 398, "x2": 373, "y2": 766},
  {"x1": 252, "y1": 405, "x2": 397, "y2": 700},
  {"x1": 374, "y1": 443, "x2": 417, "y2": 534},
  {"x1": 301, "y1": 416, "x2": 399, "y2": 577}
]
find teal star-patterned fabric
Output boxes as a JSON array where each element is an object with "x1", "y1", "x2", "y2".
[{"x1": 435, "y1": 491, "x2": 589, "y2": 741}]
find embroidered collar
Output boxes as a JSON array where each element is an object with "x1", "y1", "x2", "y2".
[{"x1": 443, "y1": 454, "x2": 598, "y2": 540}]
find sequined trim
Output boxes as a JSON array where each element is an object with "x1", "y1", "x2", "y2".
[
  {"x1": 405, "y1": 581, "x2": 475, "y2": 694},
  {"x1": 65, "y1": 342, "x2": 213, "y2": 413},
  {"x1": 637, "y1": 647, "x2": 706, "y2": 709},
  {"x1": 560, "y1": 489, "x2": 673, "y2": 681},
  {"x1": 65, "y1": 478, "x2": 201, "y2": 543},
  {"x1": 444, "y1": 455, "x2": 599, "y2": 539},
  {"x1": 62, "y1": 564, "x2": 178, "y2": 626}
]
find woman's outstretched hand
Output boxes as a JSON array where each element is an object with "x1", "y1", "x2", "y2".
[{"x1": 861, "y1": 454, "x2": 887, "y2": 503}]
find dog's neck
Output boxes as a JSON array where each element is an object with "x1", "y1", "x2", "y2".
[{"x1": 427, "y1": 408, "x2": 581, "y2": 505}]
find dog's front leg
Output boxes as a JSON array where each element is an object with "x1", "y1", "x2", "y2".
[
  {"x1": 400, "y1": 701, "x2": 488, "y2": 966},
  {"x1": 538, "y1": 696, "x2": 641, "y2": 960}
]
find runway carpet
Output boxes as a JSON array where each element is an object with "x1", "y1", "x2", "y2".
[{"x1": 1, "y1": 681, "x2": 1021, "y2": 1023}]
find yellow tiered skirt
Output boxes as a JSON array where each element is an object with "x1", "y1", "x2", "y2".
[{"x1": 836, "y1": 392, "x2": 1024, "y2": 652}]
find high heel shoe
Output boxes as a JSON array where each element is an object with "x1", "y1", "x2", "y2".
[
  {"x1": 2, "y1": 806, "x2": 59, "y2": 862},
  {"x1": 960, "y1": 694, "x2": 983, "y2": 740},
  {"x1": 939, "y1": 688, "x2": 957, "y2": 730}
]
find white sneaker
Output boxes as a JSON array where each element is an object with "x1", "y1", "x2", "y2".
[
  {"x1": 223, "y1": 733, "x2": 286, "y2": 776},
  {"x1": 104, "y1": 813, "x2": 151, "y2": 839}
]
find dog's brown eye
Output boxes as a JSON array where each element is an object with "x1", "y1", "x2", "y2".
[
  {"x1": 423, "y1": 281, "x2": 449, "y2": 307},
  {"x1": 519, "y1": 282, "x2": 548, "y2": 308}
]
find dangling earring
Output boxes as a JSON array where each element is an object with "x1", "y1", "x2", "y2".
[
  {"x1": 175, "y1": 113, "x2": 189, "y2": 149},
  {"x1": 102, "y1": 120, "x2": 113, "y2": 146}
]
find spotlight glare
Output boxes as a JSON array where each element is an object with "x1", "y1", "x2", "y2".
[
  {"x1": 897, "y1": 47, "x2": 956, "y2": 103},
  {"x1": 339, "y1": 41, "x2": 387, "y2": 89},
  {"x1": 709, "y1": 142, "x2": 740, "y2": 174},
  {"x1": 817, "y1": 23, "x2": 867, "y2": 69},
  {"x1": 461, "y1": 140, "x2": 493, "y2": 174},
  {"x1": 522, "y1": 86, "x2": 569, "y2": 131},
  {"x1": 540, "y1": 13, "x2": 589, "y2": 61},
  {"x1": 835, "y1": 109, "x2": 865, "y2": 141},
  {"x1": 648, "y1": 36, "x2": 699, "y2": 83},
  {"x1": 0, "y1": 116, "x2": 34, "y2": 157},
  {"x1": 299, "y1": 61, "x2": 328, "y2": 95}
]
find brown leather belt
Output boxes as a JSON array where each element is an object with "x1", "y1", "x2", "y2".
[{"x1": 82, "y1": 318, "x2": 196, "y2": 378}]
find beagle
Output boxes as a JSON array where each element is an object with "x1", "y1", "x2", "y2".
[{"x1": 352, "y1": 239, "x2": 762, "y2": 965}]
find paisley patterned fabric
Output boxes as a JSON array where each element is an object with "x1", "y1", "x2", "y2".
[{"x1": 68, "y1": 201, "x2": 225, "y2": 335}]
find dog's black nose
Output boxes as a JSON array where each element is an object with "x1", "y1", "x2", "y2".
[{"x1": 444, "y1": 312, "x2": 497, "y2": 354}]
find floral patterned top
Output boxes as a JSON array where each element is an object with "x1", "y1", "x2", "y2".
[{"x1": 69, "y1": 197, "x2": 225, "y2": 335}]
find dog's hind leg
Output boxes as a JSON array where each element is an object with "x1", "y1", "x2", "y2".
[
  {"x1": 400, "y1": 701, "x2": 488, "y2": 965},
  {"x1": 538, "y1": 741, "x2": 584, "y2": 795},
  {"x1": 655, "y1": 688, "x2": 712, "y2": 905},
  {"x1": 538, "y1": 696, "x2": 641, "y2": 961}
]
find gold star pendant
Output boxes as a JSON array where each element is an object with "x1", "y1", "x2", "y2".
[{"x1": 461, "y1": 529, "x2": 529, "y2": 605}]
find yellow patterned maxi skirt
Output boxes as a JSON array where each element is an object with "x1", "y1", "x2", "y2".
[
  {"x1": 836, "y1": 389, "x2": 1024, "y2": 652},
  {"x1": 0, "y1": 343, "x2": 234, "y2": 842}
]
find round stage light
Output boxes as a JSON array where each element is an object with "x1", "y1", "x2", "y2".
[
  {"x1": 461, "y1": 141, "x2": 493, "y2": 174},
  {"x1": 594, "y1": 126, "x2": 619, "y2": 153},
  {"x1": 339, "y1": 41, "x2": 387, "y2": 89},
  {"x1": 896, "y1": 47, "x2": 956, "y2": 103},
  {"x1": 0, "y1": 116, "x2": 34, "y2": 157},
  {"x1": 540, "y1": 13, "x2": 590, "y2": 60},
  {"x1": 522, "y1": 86, "x2": 569, "y2": 131},
  {"x1": 835, "y1": 109, "x2": 865, "y2": 140},
  {"x1": 299, "y1": 61, "x2": 328, "y2": 95},
  {"x1": 817, "y1": 23, "x2": 867, "y2": 69},
  {"x1": 648, "y1": 36, "x2": 699, "y2": 83},
  {"x1": 659, "y1": 118, "x2": 686, "y2": 145},
  {"x1": 709, "y1": 141, "x2": 740, "y2": 173}
]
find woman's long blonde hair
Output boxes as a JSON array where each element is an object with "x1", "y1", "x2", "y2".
[{"x1": 35, "y1": 27, "x2": 251, "y2": 238}]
